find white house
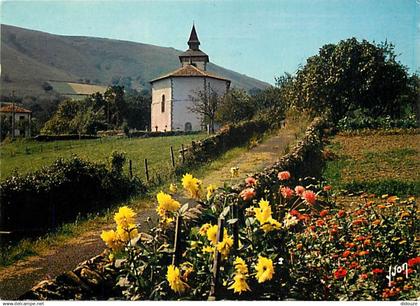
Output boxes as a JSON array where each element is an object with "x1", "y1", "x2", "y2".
[
  {"x1": 150, "y1": 25, "x2": 231, "y2": 132},
  {"x1": 0, "y1": 103, "x2": 32, "y2": 137}
]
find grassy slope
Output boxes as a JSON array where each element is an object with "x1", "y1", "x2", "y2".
[
  {"x1": 0, "y1": 134, "x2": 207, "y2": 180},
  {"x1": 323, "y1": 132, "x2": 420, "y2": 196},
  {"x1": 1, "y1": 24, "x2": 269, "y2": 98}
]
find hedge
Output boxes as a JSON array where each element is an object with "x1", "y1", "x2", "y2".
[
  {"x1": 0, "y1": 155, "x2": 145, "y2": 238},
  {"x1": 34, "y1": 134, "x2": 99, "y2": 142}
]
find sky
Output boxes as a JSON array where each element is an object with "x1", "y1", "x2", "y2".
[{"x1": 1, "y1": 0, "x2": 418, "y2": 84}]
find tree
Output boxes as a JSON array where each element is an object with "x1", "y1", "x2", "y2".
[
  {"x1": 284, "y1": 38, "x2": 412, "y2": 121},
  {"x1": 216, "y1": 88, "x2": 254, "y2": 124},
  {"x1": 189, "y1": 86, "x2": 223, "y2": 133}
]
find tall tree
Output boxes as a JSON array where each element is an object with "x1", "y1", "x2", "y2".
[{"x1": 284, "y1": 38, "x2": 411, "y2": 121}]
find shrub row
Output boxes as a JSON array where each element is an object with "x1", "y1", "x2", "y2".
[
  {"x1": 337, "y1": 114, "x2": 418, "y2": 131},
  {"x1": 0, "y1": 155, "x2": 145, "y2": 237},
  {"x1": 180, "y1": 119, "x2": 273, "y2": 166},
  {"x1": 34, "y1": 134, "x2": 99, "y2": 142},
  {"x1": 128, "y1": 130, "x2": 201, "y2": 139}
]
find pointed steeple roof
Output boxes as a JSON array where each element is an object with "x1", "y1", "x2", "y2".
[{"x1": 188, "y1": 24, "x2": 200, "y2": 50}]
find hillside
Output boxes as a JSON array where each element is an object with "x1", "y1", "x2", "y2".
[{"x1": 0, "y1": 24, "x2": 269, "y2": 98}]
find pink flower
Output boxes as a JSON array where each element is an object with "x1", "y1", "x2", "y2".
[
  {"x1": 278, "y1": 171, "x2": 291, "y2": 181},
  {"x1": 245, "y1": 176, "x2": 256, "y2": 186},
  {"x1": 302, "y1": 190, "x2": 316, "y2": 205},
  {"x1": 280, "y1": 186, "x2": 294, "y2": 199},
  {"x1": 239, "y1": 188, "x2": 256, "y2": 201},
  {"x1": 294, "y1": 185, "x2": 305, "y2": 196}
]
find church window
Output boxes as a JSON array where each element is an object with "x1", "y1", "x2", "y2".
[{"x1": 161, "y1": 94, "x2": 165, "y2": 113}]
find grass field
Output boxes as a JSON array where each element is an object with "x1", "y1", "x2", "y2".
[
  {"x1": 0, "y1": 134, "x2": 207, "y2": 180},
  {"x1": 323, "y1": 131, "x2": 420, "y2": 196}
]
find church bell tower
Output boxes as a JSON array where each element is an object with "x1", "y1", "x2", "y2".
[{"x1": 179, "y1": 24, "x2": 209, "y2": 71}]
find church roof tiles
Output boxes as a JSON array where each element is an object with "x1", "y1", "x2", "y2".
[{"x1": 150, "y1": 64, "x2": 231, "y2": 83}]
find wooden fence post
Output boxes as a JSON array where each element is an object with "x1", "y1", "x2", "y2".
[
  {"x1": 208, "y1": 217, "x2": 224, "y2": 300},
  {"x1": 172, "y1": 214, "x2": 183, "y2": 266},
  {"x1": 129, "y1": 159, "x2": 133, "y2": 179},
  {"x1": 144, "y1": 158, "x2": 149, "y2": 182},
  {"x1": 181, "y1": 144, "x2": 185, "y2": 164},
  {"x1": 170, "y1": 146, "x2": 175, "y2": 168}
]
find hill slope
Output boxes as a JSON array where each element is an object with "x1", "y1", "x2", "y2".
[{"x1": 0, "y1": 24, "x2": 269, "y2": 98}]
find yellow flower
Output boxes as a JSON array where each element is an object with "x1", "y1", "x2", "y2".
[
  {"x1": 199, "y1": 223, "x2": 211, "y2": 236},
  {"x1": 156, "y1": 205, "x2": 167, "y2": 218},
  {"x1": 182, "y1": 173, "x2": 202, "y2": 199},
  {"x1": 207, "y1": 224, "x2": 219, "y2": 245},
  {"x1": 255, "y1": 256, "x2": 274, "y2": 283},
  {"x1": 206, "y1": 184, "x2": 216, "y2": 200},
  {"x1": 157, "y1": 191, "x2": 181, "y2": 212},
  {"x1": 283, "y1": 212, "x2": 298, "y2": 229},
  {"x1": 116, "y1": 224, "x2": 138, "y2": 242},
  {"x1": 190, "y1": 241, "x2": 198, "y2": 249},
  {"x1": 261, "y1": 218, "x2": 282, "y2": 233},
  {"x1": 230, "y1": 167, "x2": 239, "y2": 177},
  {"x1": 228, "y1": 273, "x2": 251, "y2": 294},
  {"x1": 161, "y1": 217, "x2": 174, "y2": 226},
  {"x1": 169, "y1": 183, "x2": 178, "y2": 194},
  {"x1": 100, "y1": 229, "x2": 123, "y2": 251},
  {"x1": 114, "y1": 206, "x2": 136, "y2": 229},
  {"x1": 233, "y1": 257, "x2": 248, "y2": 275},
  {"x1": 167, "y1": 265, "x2": 189, "y2": 294},
  {"x1": 254, "y1": 199, "x2": 272, "y2": 224},
  {"x1": 202, "y1": 245, "x2": 214, "y2": 253},
  {"x1": 217, "y1": 234, "x2": 233, "y2": 258}
]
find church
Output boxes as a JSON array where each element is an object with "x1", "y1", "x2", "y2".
[{"x1": 150, "y1": 25, "x2": 231, "y2": 132}]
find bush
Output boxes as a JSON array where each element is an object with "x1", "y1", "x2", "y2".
[
  {"x1": 337, "y1": 113, "x2": 418, "y2": 131},
  {"x1": 0, "y1": 155, "x2": 145, "y2": 237}
]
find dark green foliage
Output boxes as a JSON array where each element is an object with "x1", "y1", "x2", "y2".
[
  {"x1": 283, "y1": 38, "x2": 417, "y2": 121},
  {"x1": 0, "y1": 155, "x2": 145, "y2": 236},
  {"x1": 216, "y1": 88, "x2": 255, "y2": 124},
  {"x1": 343, "y1": 180, "x2": 420, "y2": 197}
]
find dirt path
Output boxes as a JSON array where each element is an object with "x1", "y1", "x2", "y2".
[{"x1": 0, "y1": 127, "x2": 296, "y2": 300}]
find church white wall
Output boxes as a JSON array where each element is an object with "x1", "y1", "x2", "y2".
[
  {"x1": 172, "y1": 77, "x2": 229, "y2": 132},
  {"x1": 151, "y1": 79, "x2": 172, "y2": 131}
]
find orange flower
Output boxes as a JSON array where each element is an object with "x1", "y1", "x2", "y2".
[
  {"x1": 372, "y1": 219, "x2": 381, "y2": 226},
  {"x1": 302, "y1": 190, "x2": 316, "y2": 205},
  {"x1": 297, "y1": 243, "x2": 303, "y2": 250},
  {"x1": 320, "y1": 209, "x2": 329, "y2": 217},
  {"x1": 342, "y1": 250, "x2": 351, "y2": 258},
  {"x1": 358, "y1": 250, "x2": 369, "y2": 256},
  {"x1": 346, "y1": 242, "x2": 356, "y2": 248},
  {"x1": 239, "y1": 188, "x2": 256, "y2": 201},
  {"x1": 316, "y1": 219, "x2": 325, "y2": 227},
  {"x1": 352, "y1": 218, "x2": 365, "y2": 226},
  {"x1": 278, "y1": 171, "x2": 291, "y2": 180},
  {"x1": 348, "y1": 262, "x2": 359, "y2": 269},
  {"x1": 323, "y1": 185, "x2": 332, "y2": 191},
  {"x1": 408, "y1": 257, "x2": 420, "y2": 267},
  {"x1": 294, "y1": 185, "x2": 305, "y2": 196},
  {"x1": 337, "y1": 210, "x2": 345, "y2": 218},
  {"x1": 360, "y1": 273, "x2": 368, "y2": 280},
  {"x1": 363, "y1": 239, "x2": 371, "y2": 246}
]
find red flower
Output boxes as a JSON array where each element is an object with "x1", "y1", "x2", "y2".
[
  {"x1": 280, "y1": 186, "x2": 294, "y2": 199},
  {"x1": 299, "y1": 214, "x2": 310, "y2": 222},
  {"x1": 352, "y1": 218, "x2": 366, "y2": 226},
  {"x1": 372, "y1": 268, "x2": 384, "y2": 274},
  {"x1": 302, "y1": 190, "x2": 316, "y2": 205},
  {"x1": 342, "y1": 250, "x2": 351, "y2": 258},
  {"x1": 334, "y1": 267, "x2": 347, "y2": 279},
  {"x1": 239, "y1": 188, "x2": 255, "y2": 201},
  {"x1": 320, "y1": 209, "x2": 329, "y2": 217},
  {"x1": 294, "y1": 185, "x2": 305, "y2": 196},
  {"x1": 337, "y1": 210, "x2": 345, "y2": 218},
  {"x1": 245, "y1": 176, "x2": 256, "y2": 186},
  {"x1": 316, "y1": 219, "x2": 325, "y2": 227},
  {"x1": 278, "y1": 171, "x2": 291, "y2": 180},
  {"x1": 323, "y1": 185, "x2": 332, "y2": 191},
  {"x1": 290, "y1": 209, "x2": 301, "y2": 217},
  {"x1": 348, "y1": 262, "x2": 359, "y2": 269},
  {"x1": 356, "y1": 236, "x2": 366, "y2": 241},
  {"x1": 408, "y1": 257, "x2": 420, "y2": 267}
]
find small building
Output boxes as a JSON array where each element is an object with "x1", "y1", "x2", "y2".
[
  {"x1": 0, "y1": 103, "x2": 32, "y2": 137},
  {"x1": 150, "y1": 25, "x2": 231, "y2": 132}
]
